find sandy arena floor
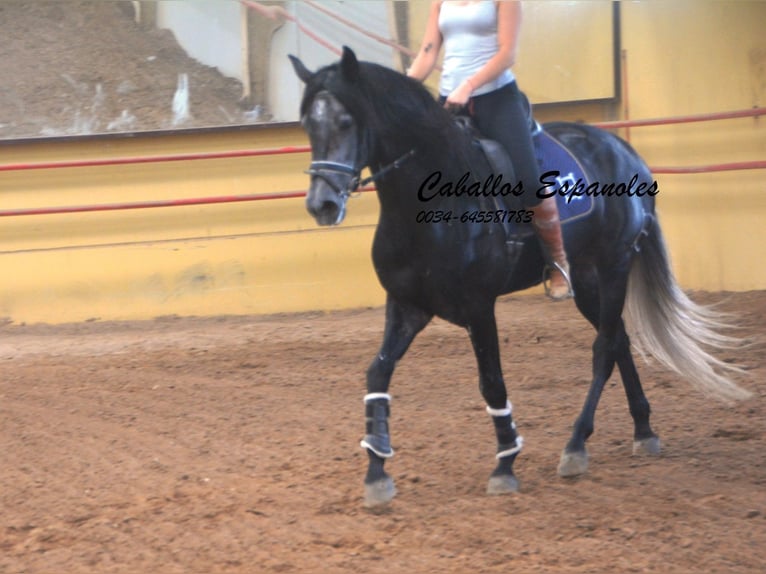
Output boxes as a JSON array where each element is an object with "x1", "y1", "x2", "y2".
[{"x1": 1, "y1": 290, "x2": 764, "y2": 573}]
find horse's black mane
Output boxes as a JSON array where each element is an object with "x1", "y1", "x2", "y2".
[{"x1": 300, "y1": 60, "x2": 477, "y2": 172}]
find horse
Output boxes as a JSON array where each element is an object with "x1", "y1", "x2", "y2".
[{"x1": 289, "y1": 47, "x2": 749, "y2": 507}]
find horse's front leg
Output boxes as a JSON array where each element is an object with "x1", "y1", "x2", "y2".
[
  {"x1": 362, "y1": 296, "x2": 431, "y2": 507},
  {"x1": 468, "y1": 306, "x2": 523, "y2": 495}
]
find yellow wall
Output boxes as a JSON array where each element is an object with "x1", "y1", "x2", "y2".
[
  {"x1": 1, "y1": 1, "x2": 765, "y2": 324},
  {"x1": 0, "y1": 128, "x2": 384, "y2": 324},
  {"x1": 615, "y1": 1, "x2": 766, "y2": 291}
]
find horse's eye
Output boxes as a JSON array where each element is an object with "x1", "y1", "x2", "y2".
[{"x1": 338, "y1": 114, "x2": 353, "y2": 130}]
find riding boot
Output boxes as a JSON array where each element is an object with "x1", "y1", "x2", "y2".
[{"x1": 531, "y1": 196, "x2": 574, "y2": 300}]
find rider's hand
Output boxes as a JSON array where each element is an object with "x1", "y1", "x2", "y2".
[{"x1": 444, "y1": 79, "x2": 475, "y2": 111}]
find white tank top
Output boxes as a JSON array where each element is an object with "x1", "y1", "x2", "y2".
[{"x1": 438, "y1": 0, "x2": 515, "y2": 97}]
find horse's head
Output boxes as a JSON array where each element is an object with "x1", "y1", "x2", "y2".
[{"x1": 290, "y1": 47, "x2": 367, "y2": 226}]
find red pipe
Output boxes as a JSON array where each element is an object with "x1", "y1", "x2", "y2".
[
  {"x1": 0, "y1": 190, "x2": 306, "y2": 217},
  {"x1": 2, "y1": 158, "x2": 764, "y2": 218},
  {"x1": 592, "y1": 106, "x2": 766, "y2": 129},
  {"x1": 651, "y1": 160, "x2": 766, "y2": 174},
  {"x1": 2, "y1": 151, "x2": 764, "y2": 220},
  {"x1": 0, "y1": 145, "x2": 310, "y2": 172},
  {"x1": 303, "y1": 0, "x2": 417, "y2": 61},
  {"x1": 0, "y1": 187, "x2": 376, "y2": 218},
  {"x1": 1, "y1": 108, "x2": 762, "y2": 173},
  {"x1": 239, "y1": 0, "x2": 341, "y2": 56},
  {"x1": 620, "y1": 49, "x2": 630, "y2": 143},
  {"x1": 0, "y1": 102, "x2": 763, "y2": 217}
]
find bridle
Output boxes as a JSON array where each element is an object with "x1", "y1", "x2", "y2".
[
  {"x1": 305, "y1": 148, "x2": 416, "y2": 200},
  {"x1": 304, "y1": 160, "x2": 363, "y2": 201},
  {"x1": 303, "y1": 89, "x2": 417, "y2": 200}
]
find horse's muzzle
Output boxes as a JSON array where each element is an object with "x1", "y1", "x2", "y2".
[{"x1": 306, "y1": 186, "x2": 347, "y2": 226}]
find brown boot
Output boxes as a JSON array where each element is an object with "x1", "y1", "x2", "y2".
[{"x1": 531, "y1": 197, "x2": 574, "y2": 300}]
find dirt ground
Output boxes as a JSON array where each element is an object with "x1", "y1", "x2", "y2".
[
  {"x1": 0, "y1": 1, "x2": 257, "y2": 140},
  {"x1": 0, "y1": 290, "x2": 764, "y2": 573}
]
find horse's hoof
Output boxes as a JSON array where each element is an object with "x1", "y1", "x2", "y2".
[
  {"x1": 363, "y1": 477, "x2": 396, "y2": 508},
  {"x1": 558, "y1": 450, "x2": 589, "y2": 477},
  {"x1": 487, "y1": 474, "x2": 520, "y2": 495},
  {"x1": 633, "y1": 436, "x2": 661, "y2": 456}
]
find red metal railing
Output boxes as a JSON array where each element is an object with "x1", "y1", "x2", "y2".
[
  {"x1": 0, "y1": 145, "x2": 309, "y2": 173},
  {"x1": 1, "y1": 106, "x2": 763, "y2": 217},
  {"x1": 2, "y1": 107, "x2": 762, "y2": 175},
  {"x1": 591, "y1": 107, "x2": 766, "y2": 129},
  {"x1": 301, "y1": 0, "x2": 417, "y2": 62},
  {"x1": 0, "y1": 191, "x2": 308, "y2": 218},
  {"x1": 238, "y1": 0, "x2": 418, "y2": 62},
  {"x1": 239, "y1": 0, "x2": 340, "y2": 56},
  {"x1": 650, "y1": 160, "x2": 766, "y2": 175}
]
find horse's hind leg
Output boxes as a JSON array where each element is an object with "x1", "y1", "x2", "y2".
[
  {"x1": 558, "y1": 262, "x2": 658, "y2": 476},
  {"x1": 362, "y1": 296, "x2": 431, "y2": 507},
  {"x1": 559, "y1": 266, "x2": 660, "y2": 476},
  {"x1": 612, "y1": 326, "x2": 661, "y2": 456},
  {"x1": 467, "y1": 305, "x2": 523, "y2": 495}
]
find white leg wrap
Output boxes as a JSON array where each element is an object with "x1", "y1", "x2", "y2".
[
  {"x1": 359, "y1": 438, "x2": 395, "y2": 458},
  {"x1": 364, "y1": 392, "x2": 391, "y2": 403},
  {"x1": 361, "y1": 393, "x2": 394, "y2": 458},
  {"x1": 486, "y1": 400, "x2": 512, "y2": 417},
  {"x1": 496, "y1": 436, "x2": 524, "y2": 459},
  {"x1": 487, "y1": 401, "x2": 523, "y2": 458}
]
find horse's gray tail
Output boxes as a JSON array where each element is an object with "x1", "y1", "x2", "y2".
[{"x1": 625, "y1": 217, "x2": 751, "y2": 403}]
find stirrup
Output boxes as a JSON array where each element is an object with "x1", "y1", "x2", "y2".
[{"x1": 543, "y1": 262, "x2": 574, "y2": 300}]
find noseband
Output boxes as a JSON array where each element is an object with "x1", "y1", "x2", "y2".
[{"x1": 305, "y1": 160, "x2": 361, "y2": 200}]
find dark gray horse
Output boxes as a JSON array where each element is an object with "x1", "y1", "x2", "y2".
[{"x1": 290, "y1": 47, "x2": 748, "y2": 507}]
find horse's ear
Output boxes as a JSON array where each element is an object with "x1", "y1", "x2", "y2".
[
  {"x1": 340, "y1": 46, "x2": 359, "y2": 82},
  {"x1": 289, "y1": 54, "x2": 313, "y2": 84}
]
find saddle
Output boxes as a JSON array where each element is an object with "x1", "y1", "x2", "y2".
[
  {"x1": 452, "y1": 94, "x2": 595, "y2": 269},
  {"x1": 453, "y1": 95, "x2": 595, "y2": 231},
  {"x1": 452, "y1": 90, "x2": 539, "y2": 198},
  {"x1": 453, "y1": 115, "x2": 519, "y2": 209}
]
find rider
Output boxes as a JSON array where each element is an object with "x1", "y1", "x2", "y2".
[{"x1": 407, "y1": 0, "x2": 573, "y2": 300}]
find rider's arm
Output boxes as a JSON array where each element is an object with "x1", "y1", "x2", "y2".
[{"x1": 406, "y1": 1, "x2": 443, "y2": 82}]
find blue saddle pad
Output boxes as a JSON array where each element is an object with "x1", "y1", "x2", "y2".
[{"x1": 532, "y1": 128, "x2": 594, "y2": 224}]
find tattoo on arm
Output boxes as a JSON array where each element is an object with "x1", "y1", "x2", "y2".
[{"x1": 423, "y1": 42, "x2": 433, "y2": 54}]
